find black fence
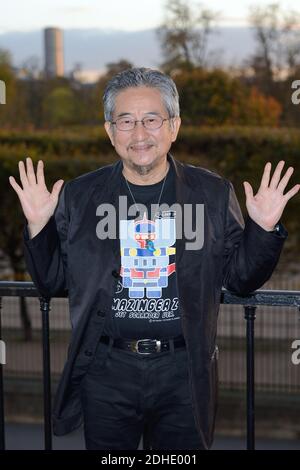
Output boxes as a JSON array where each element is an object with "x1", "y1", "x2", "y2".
[{"x1": 0, "y1": 281, "x2": 300, "y2": 451}]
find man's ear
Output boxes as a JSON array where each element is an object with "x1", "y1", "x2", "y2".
[
  {"x1": 104, "y1": 121, "x2": 115, "y2": 147},
  {"x1": 171, "y1": 116, "x2": 181, "y2": 143}
]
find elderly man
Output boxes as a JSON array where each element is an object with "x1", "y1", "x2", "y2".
[{"x1": 9, "y1": 67, "x2": 299, "y2": 450}]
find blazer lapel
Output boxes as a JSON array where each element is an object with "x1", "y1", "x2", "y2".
[
  {"x1": 90, "y1": 159, "x2": 123, "y2": 267},
  {"x1": 168, "y1": 153, "x2": 203, "y2": 266}
]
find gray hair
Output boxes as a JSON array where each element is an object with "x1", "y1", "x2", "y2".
[{"x1": 102, "y1": 67, "x2": 180, "y2": 122}]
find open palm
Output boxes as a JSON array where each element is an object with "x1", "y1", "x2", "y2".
[
  {"x1": 9, "y1": 157, "x2": 64, "y2": 233},
  {"x1": 243, "y1": 161, "x2": 300, "y2": 231}
]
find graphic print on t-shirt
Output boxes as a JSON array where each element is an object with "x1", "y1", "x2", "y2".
[
  {"x1": 107, "y1": 168, "x2": 182, "y2": 339},
  {"x1": 119, "y1": 211, "x2": 176, "y2": 298}
]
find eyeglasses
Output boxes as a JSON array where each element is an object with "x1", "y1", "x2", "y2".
[{"x1": 111, "y1": 115, "x2": 172, "y2": 131}]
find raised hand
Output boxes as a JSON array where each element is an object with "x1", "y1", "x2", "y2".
[
  {"x1": 9, "y1": 157, "x2": 64, "y2": 238},
  {"x1": 243, "y1": 160, "x2": 300, "y2": 231}
]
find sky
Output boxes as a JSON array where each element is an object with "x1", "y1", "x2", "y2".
[{"x1": 1, "y1": 0, "x2": 300, "y2": 33}]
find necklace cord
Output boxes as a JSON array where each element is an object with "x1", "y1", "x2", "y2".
[{"x1": 124, "y1": 165, "x2": 169, "y2": 220}]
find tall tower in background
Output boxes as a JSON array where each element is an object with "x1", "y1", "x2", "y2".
[{"x1": 44, "y1": 27, "x2": 64, "y2": 78}]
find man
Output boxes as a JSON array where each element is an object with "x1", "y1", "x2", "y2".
[{"x1": 9, "y1": 68, "x2": 299, "y2": 450}]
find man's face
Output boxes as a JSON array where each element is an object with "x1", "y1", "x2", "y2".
[{"x1": 104, "y1": 86, "x2": 181, "y2": 174}]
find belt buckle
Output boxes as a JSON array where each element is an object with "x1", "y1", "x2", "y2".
[{"x1": 131, "y1": 339, "x2": 162, "y2": 355}]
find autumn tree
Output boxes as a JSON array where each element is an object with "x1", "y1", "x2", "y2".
[
  {"x1": 174, "y1": 68, "x2": 281, "y2": 126},
  {"x1": 246, "y1": 3, "x2": 300, "y2": 125}
]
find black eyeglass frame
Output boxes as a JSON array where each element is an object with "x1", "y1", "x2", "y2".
[{"x1": 110, "y1": 116, "x2": 173, "y2": 131}]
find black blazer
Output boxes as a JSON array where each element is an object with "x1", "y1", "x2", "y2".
[{"x1": 23, "y1": 153, "x2": 287, "y2": 448}]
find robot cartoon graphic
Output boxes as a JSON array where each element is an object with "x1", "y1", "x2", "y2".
[{"x1": 119, "y1": 212, "x2": 176, "y2": 298}]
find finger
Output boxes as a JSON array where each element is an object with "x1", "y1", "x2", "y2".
[
  {"x1": 277, "y1": 166, "x2": 294, "y2": 193},
  {"x1": 9, "y1": 175, "x2": 24, "y2": 198},
  {"x1": 283, "y1": 184, "x2": 300, "y2": 202},
  {"x1": 36, "y1": 160, "x2": 46, "y2": 187},
  {"x1": 269, "y1": 160, "x2": 285, "y2": 190},
  {"x1": 243, "y1": 181, "x2": 254, "y2": 200},
  {"x1": 18, "y1": 160, "x2": 29, "y2": 189},
  {"x1": 50, "y1": 180, "x2": 64, "y2": 200},
  {"x1": 259, "y1": 162, "x2": 272, "y2": 190},
  {"x1": 26, "y1": 157, "x2": 37, "y2": 185}
]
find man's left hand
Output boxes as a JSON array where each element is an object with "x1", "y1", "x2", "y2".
[{"x1": 243, "y1": 160, "x2": 300, "y2": 231}]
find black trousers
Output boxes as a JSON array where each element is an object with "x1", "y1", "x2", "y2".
[{"x1": 80, "y1": 337, "x2": 202, "y2": 450}]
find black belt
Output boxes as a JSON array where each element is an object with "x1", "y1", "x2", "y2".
[{"x1": 100, "y1": 335, "x2": 186, "y2": 355}]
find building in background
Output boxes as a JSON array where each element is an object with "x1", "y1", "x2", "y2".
[{"x1": 44, "y1": 27, "x2": 64, "y2": 78}]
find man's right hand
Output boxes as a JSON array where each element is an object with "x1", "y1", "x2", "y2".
[{"x1": 9, "y1": 157, "x2": 64, "y2": 239}]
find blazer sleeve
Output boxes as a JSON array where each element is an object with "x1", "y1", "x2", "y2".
[
  {"x1": 222, "y1": 180, "x2": 287, "y2": 295},
  {"x1": 23, "y1": 181, "x2": 70, "y2": 299}
]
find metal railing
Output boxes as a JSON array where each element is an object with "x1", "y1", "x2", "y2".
[{"x1": 0, "y1": 281, "x2": 300, "y2": 451}]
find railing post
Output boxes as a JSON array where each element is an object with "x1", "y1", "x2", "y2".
[
  {"x1": 0, "y1": 297, "x2": 5, "y2": 450},
  {"x1": 244, "y1": 305, "x2": 257, "y2": 450},
  {"x1": 39, "y1": 296, "x2": 52, "y2": 451}
]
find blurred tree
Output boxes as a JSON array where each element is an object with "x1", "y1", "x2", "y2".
[
  {"x1": 0, "y1": 49, "x2": 14, "y2": 90},
  {"x1": 105, "y1": 60, "x2": 133, "y2": 79},
  {"x1": 157, "y1": 0, "x2": 218, "y2": 73},
  {"x1": 234, "y1": 86, "x2": 281, "y2": 126},
  {"x1": 18, "y1": 57, "x2": 44, "y2": 129},
  {"x1": 174, "y1": 68, "x2": 281, "y2": 126},
  {"x1": 244, "y1": 3, "x2": 300, "y2": 126},
  {"x1": 94, "y1": 59, "x2": 134, "y2": 123},
  {"x1": 0, "y1": 49, "x2": 18, "y2": 128},
  {"x1": 247, "y1": 3, "x2": 300, "y2": 93},
  {"x1": 21, "y1": 56, "x2": 42, "y2": 80},
  {"x1": 42, "y1": 86, "x2": 77, "y2": 127}
]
